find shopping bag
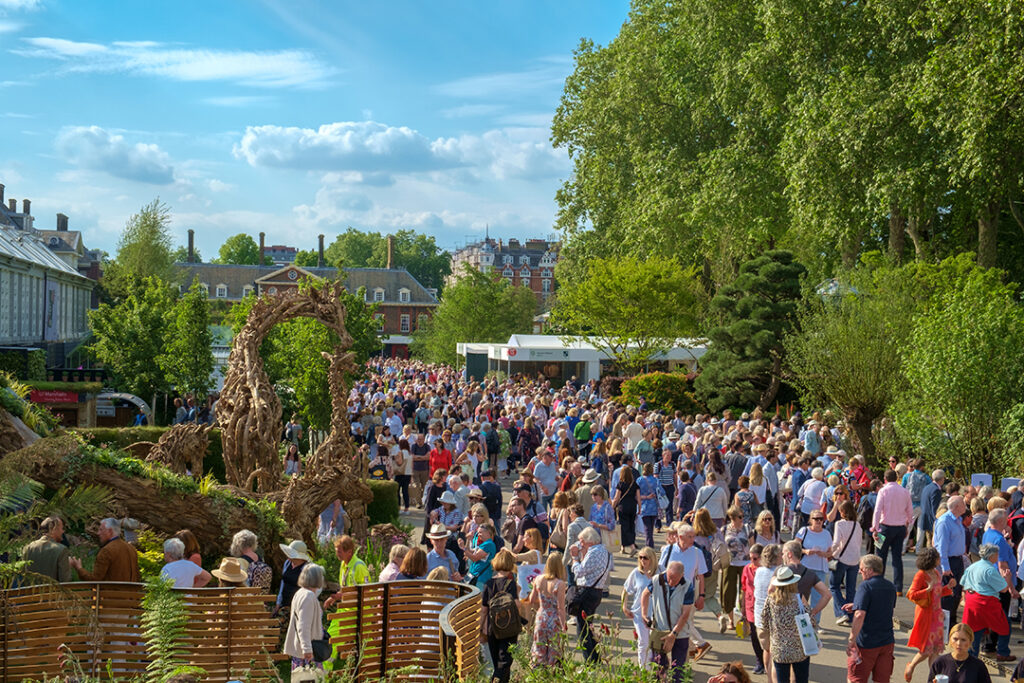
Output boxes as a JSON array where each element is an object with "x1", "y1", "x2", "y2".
[
  {"x1": 291, "y1": 664, "x2": 325, "y2": 682},
  {"x1": 794, "y1": 600, "x2": 821, "y2": 656}
]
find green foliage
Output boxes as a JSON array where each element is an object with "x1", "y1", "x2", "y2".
[
  {"x1": 550, "y1": 256, "x2": 704, "y2": 374},
  {"x1": 141, "y1": 577, "x2": 206, "y2": 681},
  {"x1": 785, "y1": 263, "x2": 917, "y2": 456},
  {"x1": 411, "y1": 268, "x2": 535, "y2": 366},
  {"x1": 325, "y1": 228, "x2": 452, "y2": 292},
  {"x1": 366, "y1": 479, "x2": 400, "y2": 526},
  {"x1": 617, "y1": 372, "x2": 702, "y2": 415},
  {"x1": 161, "y1": 278, "x2": 214, "y2": 399},
  {"x1": 24, "y1": 380, "x2": 104, "y2": 393},
  {"x1": 73, "y1": 427, "x2": 226, "y2": 482},
  {"x1": 553, "y1": 0, "x2": 1024, "y2": 286},
  {"x1": 695, "y1": 250, "x2": 806, "y2": 412},
  {"x1": 293, "y1": 249, "x2": 319, "y2": 267},
  {"x1": 227, "y1": 283, "x2": 380, "y2": 431},
  {"x1": 0, "y1": 348, "x2": 45, "y2": 381},
  {"x1": 893, "y1": 261, "x2": 1024, "y2": 477},
  {"x1": 213, "y1": 233, "x2": 272, "y2": 265},
  {"x1": 89, "y1": 276, "x2": 176, "y2": 400},
  {"x1": 0, "y1": 372, "x2": 58, "y2": 436},
  {"x1": 170, "y1": 244, "x2": 201, "y2": 264},
  {"x1": 134, "y1": 529, "x2": 169, "y2": 583},
  {"x1": 103, "y1": 200, "x2": 177, "y2": 301},
  {"x1": 997, "y1": 403, "x2": 1024, "y2": 482}
]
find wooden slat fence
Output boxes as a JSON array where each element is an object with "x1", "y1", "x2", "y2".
[
  {"x1": 0, "y1": 582, "x2": 279, "y2": 682},
  {"x1": 328, "y1": 579, "x2": 481, "y2": 681}
]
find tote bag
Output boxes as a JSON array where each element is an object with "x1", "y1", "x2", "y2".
[{"x1": 794, "y1": 597, "x2": 821, "y2": 657}]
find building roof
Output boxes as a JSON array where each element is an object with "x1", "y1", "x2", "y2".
[
  {"x1": 36, "y1": 230, "x2": 83, "y2": 254},
  {"x1": 175, "y1": 262, "x2": 438, "y2": 304},
  {"x1": 0, "y1": 223, "x2": 88, "y2": 279}
]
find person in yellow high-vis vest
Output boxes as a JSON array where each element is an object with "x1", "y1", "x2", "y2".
[{"x1": 322, "y1": 535, "x2": 370, "y2": 671}]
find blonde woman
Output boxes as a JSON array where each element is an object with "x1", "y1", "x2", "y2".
[
  {"x1": 621, "y1": 547, "x2": 657, "y2": 666},
  {"x1": 760, "y1": 567, "x2": 811, "y2": 683},
  {"x1": 753, "y1": 510, "x2": 780, "y2": 547},
  {"x1": 749, "y1": 463, "x2": 768, "y2": 509},
  {"x1": 515, "y1": 528, "x2": 544, "y2": 566},
  {"x1": 529, "y1": 552, "x2": 567, "y2": 665},
  {"x1": 693, "y1": 508, "x2": 729, "y2": 632}
]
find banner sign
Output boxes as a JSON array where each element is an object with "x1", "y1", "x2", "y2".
[{"x1": 30, "y1": 390, "x2": 79, "y2": 404}]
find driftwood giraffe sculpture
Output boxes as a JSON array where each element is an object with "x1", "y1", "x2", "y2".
[{"x1": 217, "y1": 281, "x2": 372, "y2": 540}]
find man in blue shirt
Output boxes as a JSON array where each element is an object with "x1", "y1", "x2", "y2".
[
  {"x1": 789, "y1": 457, "x2": 811, "y2": 531},
  {"x1": 845, "y1": 554, "x2": 897, "y2": 683},
  {"x1": 934, "y1": 495, "x2": 967, "y2": 622},
  {"x1": 917, "y1": 469, "x2": 944, "y2": 549},
  {"x1": 981, "y1": 509, "x2": 1020, "y2": 659}
]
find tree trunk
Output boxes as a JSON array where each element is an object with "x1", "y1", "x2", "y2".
[
  {"x1": 757, "y1": 354, "x2": 783, "y2": 411},
  {"x1": 888, "y1": 204, "x2": 906, "y2": 264},
  {"x1": 977, "y1": 200, "x2": 1001, "y2": 268},
  {"x1": 906, "y1": 215, "x2": 929, "y2": 261},
  {"x1": 848, "y1": 416, "x2": 875, "y2": 459}
]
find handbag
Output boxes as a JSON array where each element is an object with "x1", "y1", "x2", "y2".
[
  {"x1": 567, "y1": 551, "x2": 611, "y2": 618},
  {"x1": 311, "y1": 609, "x2": 331, "y2": 662},
  {"x1": 291, "y1": 664, "x2": 325, "y2": 682},
  {"x1": 828, "y1": 523, "x2": 857, "y2": 572},
  {"x1": 549, "y1": 509, "x2": 567, "y2": 550},
  {"x1": 794, "y1": 597, "x2": 822, "y2": 657},
  {"x1": 657, "y1": 487, "x2": 670, "y2": 511},
  {"x1": 648, "y1": 573, "x2": 674, "y2": 653}
]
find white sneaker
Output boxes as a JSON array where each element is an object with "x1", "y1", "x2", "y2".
[{"x1": 836, "y1": 615, "x2": 849, "y2": 626}]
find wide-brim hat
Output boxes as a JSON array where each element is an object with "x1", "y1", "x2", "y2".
[
  {"x1": 771, "y1": 566, "x2": 800, "y2": 587},
  {"x1": 211, "y1": 557, "x2": 248, "y2": 583},
  {"x1": 467, "y1": 487, "x2": 484, "y2": 499},
  {"x1": 667, "y1": 432, "x2": 680, "y2": 440},
  {"x1": 438, "y1": 490, "x2": 459, "y2": 506},
  {"x1": 427, "y1": 523, "x2": 450, "y2": 540},
  {"x1": 279, "y1": 540, "x2": 310, "y2": 561},
  {"x1": 582, "y1": 468, "x2": 601, "y2": 484},
  {"x1": 825, "y1": 445, "x2": 839, "y2": 455},
  {"x1": 754, "y1": 443, "x2": 769, "y2": 453}
]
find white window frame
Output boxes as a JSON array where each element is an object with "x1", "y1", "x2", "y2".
[
  {"x1": 542, "y1": 279, "x2": 551, "y2": 292},
  {"x1": 417, "y1": 313, "x2": 429, "y2": 329},
  {"x1": 242, "y1": 285, "x2": 254, "y2": 297},
  {"x1": 373, "y1": 288, "x2": 385, "y2": 302},
  {"x1": 373, "y1": 313, "x2": 385, "y2": 331},
  {"x1": 215, "y1": 284, "x2": 227, "y2": 298},
  {"x1": 199, "y1": 282, "x2": 210, "y2": 295},
  {"x1": 398, "y1": 288, "x2": 410, "y2": 303},
  {"x1": 400, "y1": 314, "x2": 410, "y2": 333}
]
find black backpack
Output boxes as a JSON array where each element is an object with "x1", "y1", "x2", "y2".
[
  {"x1": 486, "y1": 429, "x2": 500, "y2": 453},
  {"x1": 369, "y1": 457, "x2": 388, "y2": 480},
  {"x1": 857, "y1": 495, "x2": 874, "y2": 531},
  {"x1": 487, "y1": 577, "x2": 522, "y2": 640}
]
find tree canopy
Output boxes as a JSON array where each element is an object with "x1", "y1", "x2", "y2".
[
  {"x1": 161, "y1": 278, "x2": 214, "y2": 400},
  {"x1": 102, "y1": 200, "x2": 177, "y2": 302},
  {"x1": 214, "y1": 233, "x2": 271, "y2": 265},
  {"x1": 411, "y1": 269, "x2": 535, "y2": 366},
  {"x1": 550, "y1": 255, "x2": 704, "y2": 373},
  {"x1": 324, "y1": 228, "x2": 451, "y2": 292}
]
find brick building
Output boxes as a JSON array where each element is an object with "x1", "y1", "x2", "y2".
[{"x1": 449, "y1": 237, "x2": 559, "y2": 306}]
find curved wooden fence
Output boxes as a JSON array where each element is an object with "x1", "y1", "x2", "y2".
[
  {"x1": 0, "y1": 582, "x2": 279, "y2": 682},
  {"x1": 327, "y1": 579, "x2": 482, "y2": 681}
]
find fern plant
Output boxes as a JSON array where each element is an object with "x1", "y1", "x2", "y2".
[
  {"x1": 0, "y1": 371, "x2": 58, "y2": 436},
  {"x1": 140, "y1": 577, "x2": 206, "y2": 682}
]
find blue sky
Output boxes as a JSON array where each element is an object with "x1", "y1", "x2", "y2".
[{"x1": 0, "y1": 0, "x2": 629, "y2": 257}]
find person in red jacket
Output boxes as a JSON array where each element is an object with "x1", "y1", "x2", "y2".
[{"x1": 429, "y1": 441, "x2": 453, "y2": 476}]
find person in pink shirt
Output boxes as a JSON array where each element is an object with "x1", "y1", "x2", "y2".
[{"x1": 870, "y1": 469, "x2": 914, "y2": 594}]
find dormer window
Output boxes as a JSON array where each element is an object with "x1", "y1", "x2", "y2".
[
  {"x1": 503, "y1": 255, "x2": 513, "y2": 265},
  {"x1": 520, "y1": 255, "x2": 530, "y2": 265},
  {"x1": 242, "y1": 285, "x2": 254, "y2": 298},
  {"x1": 199, "y1": 282, "x2": 210, "y2": 295},
  {"x1": 399, "y1": 288, "x2": 410, "y2": 303},
  {"x1": 373, "y1": 288, "x2": 385, "y2": 302},
  {"x1": 215, "y1": 284, "x2": 227, "y2": 298}
]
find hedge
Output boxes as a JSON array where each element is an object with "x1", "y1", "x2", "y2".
[
  {"x1": 366, "y1": 480, "x2": 400, "y2": 526},
  {"x1": 0, "y1": 348, "x2": 46, "y2": 381},
  {"x1": 26, "y1": 381, "x2": 104, "y2": 394},
  {"x1": 72, "y1": 427, "x2": 226, "y2": 483},
  {"x1": 618, "y1": 372, "x2": 703, "y2": 415}
]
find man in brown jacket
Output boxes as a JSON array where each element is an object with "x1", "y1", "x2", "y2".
[
  {"x1": 22, "y1": 516, "x2": 72, "y2": 582},
  {"x1": 69, "y1": 518, "x2": 140, "y2": 582}
]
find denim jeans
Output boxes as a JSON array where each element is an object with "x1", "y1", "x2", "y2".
[
  {"x1": 774, "y1": 657, "x2": 810, "y2": 683},
  {"x1": 971, "y1": 625, "x2": 1011, "y2": 657},
  {"x1": 830, "y1": 561, "x2": 858, "y2": 618},
  {"x1": 808, "y1": 568, "x2": 829, "y2": 611}
]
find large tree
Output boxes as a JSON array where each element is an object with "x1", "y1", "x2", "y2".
[
  {"x1": 785, "y1": 263, "x2": 916, "y2": 456},
  {"x1": 89, "y1": 276, "x2": 175, "y2": 402},
  {"x1": 161, "y1": 278, "x2": 214, "y2": 400},
  {"x1": 214, "y1": 233, "x2": 271, "y2": 265},
  {"x1": 695, "y1": 250, "x2": 805, "y2": 412},
  {"x1": 324, "y1": 228, "x2": 451, "y2": 292},
  {"x1": 102, "y1": 200, "x2": 177, "y2": 301},
  {"x1": 410, "y1": 269, "x2": 535, "y2": 366},
  {"x1": 550, "y1": 255, "x2": 704, "y2": 373}
]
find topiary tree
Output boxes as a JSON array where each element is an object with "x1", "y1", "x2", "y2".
[
  {"x1": 618, "y1": 372, "x2": 702, "y2": 414},
  {"x1": 695, "y1": 250, "x2": 806, "y2": 412}
]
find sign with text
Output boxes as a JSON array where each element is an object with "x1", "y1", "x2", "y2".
[
  {"x1": 970, "y1": 473, "x2": 993, "y2": 489},
  {"x1": 529, "y1": 349, "x2": 570, "y2": 360},
  {"x1": 29, "y1": 389, "x2": 79, "y2": 404}
]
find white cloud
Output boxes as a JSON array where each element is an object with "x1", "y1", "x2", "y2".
[
  {"x1": 203, "y1": 95, "x2": 275, "y2": 107},
  {"x1": 435, "y1": 58, "x2": 571, "y2": 100},
  {"x1": 0, "y1": 0, "x2": 39, "y2": 9},
  {"x1": 16, "y1": 37, "x2": 334, "y2": 88},
  {"x1": 234, "y1": 119, "x2": 568, "y2": 181},
  {"x1": 56, "y1": 125, "x2": 176, "y2": 184},
  {"x1": 206, "y1": 179, "x2": 233, "y2": 193},
  {"x1": 0, "y1": 20, "x2": 23, "y2": 33}
]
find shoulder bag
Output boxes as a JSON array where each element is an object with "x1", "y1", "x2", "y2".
[
  {"x1": 828, "y1": 523, "x2": 857, "y2": 571},
  {"x1": 567, "y1": 550, "x2": 611, "y2": 618},
  {"x1": 793, "y1": 595, "x2": 822, "y2": 657},
  {"x1": 648, "y1": 573, "x2": 674, "y2": 653},
  {"x1": 311, "y1": 608, "x2": 332, "y2": 662}
]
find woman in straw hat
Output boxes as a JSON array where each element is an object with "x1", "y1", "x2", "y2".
[
  {"x1": 760, "y1": 566, "x2": 812, "y2": 683},
  {"x1": 211, "y1": 557, "x2": 248, "y2": 587}
]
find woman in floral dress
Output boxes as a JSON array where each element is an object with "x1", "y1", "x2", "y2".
[
  {"x1": 529, "y1": 553, "x2": 567, "y2": 665},
  {"x1": 904, "y1": 547, "x2": 954, "y2": 682}
]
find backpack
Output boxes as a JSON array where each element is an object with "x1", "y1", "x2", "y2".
[
  {"x1": 857, "y1": 494, "x2": 875, "y2": 531},
  {"x1": 1009, "y1": 507, "x2": 1024, "y2": 546},
  {"x1": 368, "y1": 457, "x2": 388, "y2": 480},
  {"x1": 487, "y1": 577, "x2": 523, "y2": 640},
  {"x1": 486, "y1": 429, "x2": 500, "y2": 454},
  {"x1": 908, "y1": 470, "x2": 930, "y2": 503},
  {"x1": 736, "y1": 489, "x2": 761, "y2": 525}
]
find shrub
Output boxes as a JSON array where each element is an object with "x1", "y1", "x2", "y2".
[
  {"x1": 72, "y1": 427, "x2": 226, "y2": 483},
  {"x1": 618, "y1": 372, "x2": 702, "y2": 414},
  {"x1": 599, "y1": 375, "x2": 628, "y2": 400},
  {"x1": 366, "y1": 479, "x2": 400, "y2": 525},
  {"x1": 0, "y1": 348, "x2": 46, "y2": 381}
]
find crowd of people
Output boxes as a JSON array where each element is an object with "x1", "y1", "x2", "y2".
[{"x1": 18, "y1": 356, "x2": 1024, "y2": 683}]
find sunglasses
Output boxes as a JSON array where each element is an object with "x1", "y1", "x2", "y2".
[{"x1": 810, "y1": 517, "x2": 824, "y2": 521}]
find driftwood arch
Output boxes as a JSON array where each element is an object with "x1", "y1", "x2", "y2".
[{"x1": 217, "y1": 281, "x2": 372, "y2": 539}]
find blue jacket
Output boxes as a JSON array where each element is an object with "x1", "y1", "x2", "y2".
[
  {"x1": 917, "y1": 481, "x2": 941, "y2": 532},
  {"x1": 790, "y1": 468, "x2": 808, "y2": 511}
]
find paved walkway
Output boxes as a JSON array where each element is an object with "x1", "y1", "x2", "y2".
[{"x1": 402, "y1": 494, "x2": 1015, "y2": 682}]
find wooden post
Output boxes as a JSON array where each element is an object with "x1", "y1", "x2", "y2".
[
  {"x1": 225, "y1": 588, "x2": 233, "y2": 676},
  {"x1": 2, "y1": 590, "x2": 9, "y2": 683},
  {"x1": 379, "y1": 586, "x2": 389, "y2": 675}
]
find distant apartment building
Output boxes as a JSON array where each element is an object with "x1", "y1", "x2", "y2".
[
  {"x1": 263, "y1": 244, "x2": 297, "y2": 265},
  {"x1": 449, "y1": 237, "x2": 559, "y2": 305}
]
